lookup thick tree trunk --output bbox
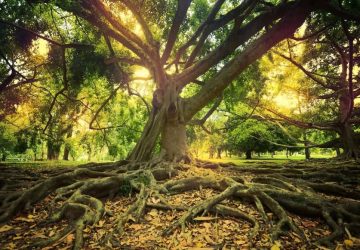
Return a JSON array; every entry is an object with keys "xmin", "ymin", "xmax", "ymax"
[
  {"xmin": 216, "ymin": 148, "xmax": 222, "ymax": 159},
  {"xmin": 63, "ymin": 147, "xmax": 70, "ymax": 161},
  {"xmin": 161, "ymin": 121, "xmax": 188, "ymax": 162},
  {"xmin": 47, "ymin": 141, "xmax": 61, "ymax": 160},
  {"xmin": 128, "ymin": 109, "xmax": 164, "ymax": 161},
  {"xmin": 338, "ymin": 93, "xmax": 359, "ymax": 159},
  {"xmin": 128, "ymin": 83, "xmax": 188, "ymax": 162},
  {"xmin": 338, "ymin": 122, "xmax": 359, "ymax": 159},
  {"xmin": 246, "ymin": 150, "xmax": 252, "ymax": 159}
]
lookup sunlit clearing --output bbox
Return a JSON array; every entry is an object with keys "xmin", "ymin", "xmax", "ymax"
[
  {"xmin": 274, "ymin": 93, "xmax": 298, "ymax": 109},
  {"xmin": 31, "ymin": 38, "xmax": 49, "ymax": 58}
]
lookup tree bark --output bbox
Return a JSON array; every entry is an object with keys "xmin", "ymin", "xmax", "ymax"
[
  {"xmin": 128, "ymin": 84, "xmax": 189, "ymax": 162},
  {"xmin": 161, "ymin": 121, "xmax": 188, "ymax": 162},
  {"xmin": 216, "ymin": 148, "xmax": 222, "ymax": 159},
  {"xmin": 63, "ymin": 128, "xmax": 73, "ymax": 161},
  {"xmin": 63, "ymin": 147, "xmax": 70, "ymax": 161},
  {"xmin": 338, "ymin": 122, "xmax": 359, "ymax": 159},
  {"xmin": 304, "ymin": 131, "xmax": 310, "ymax": 160},
  {"xmin": 335, "ymin": 147, "xmax": 341, "ymax": 157},
  {"xmin": 47, "ymin": 141, "xmax": 61, "ymax": 160},
  {"xmin": 338, "ymin": 93, "xmax": 359, "ymax": 159}
]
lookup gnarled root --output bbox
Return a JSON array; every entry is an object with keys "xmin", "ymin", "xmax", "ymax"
[{"xmin": 1, "ymin": 159, "xmax": 360, "ymax": 249}]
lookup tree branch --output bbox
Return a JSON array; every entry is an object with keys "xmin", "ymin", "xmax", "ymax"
[
  {"xmin": 161, "ymin": 0, "xmax": 192, "ymax": 64},
  {"xmin": 90, "ymin": 0, "xmax": 153, "ymax": 59},
  {"xmin": 190, "ymin": 93, "xmax": 223, "ymax": 129},
  {"xmin": 89, "ymin": 85, "xmax": 122, "ymax": 130},
  {"xmin": 0, "ymin": 19, "xmax": 93, "ymax": 49},
  {"xmin": 275, "ymin": 52, "xmax": 340, "ymax": 91},
  {"xmin": 184, "ymin": 0, "xmax": 258, "ymax": 68},
  {"xmin": 118, "ymin": 0, "xmax": 155, "ymax": 46},
  {"xmin": 183, "ymin": 0, "xmax": 312, "ymax": 121},
  {"xmin": 341, "ymin": 19, "xmax": 355, "ymax": 123},
  {"xmin": 174, "ymin": 1, "xmax": 297, "ymax": 88},
  {"xmin": 43, "ymin": 48, "xmax": 68, "ymax": 133},
  {"xmin": 262, "ymin": 106, "xmax": 336, "ymax": 131}
]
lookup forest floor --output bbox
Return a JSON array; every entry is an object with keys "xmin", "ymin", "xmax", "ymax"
[{"xmin": 0, "ymin": 158, "xmax": 359, "ymax": 250}]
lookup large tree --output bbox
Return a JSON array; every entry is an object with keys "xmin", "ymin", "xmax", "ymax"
[
  {"xmin": 269, "ymin": 14, "xmax": 360, "ymax": 158},
  {"xmin": 0, "ymin": 0, "xmax": 341, "ymax": 161},
  {"xmin": 1, "ymin": 1, "xmax": 360, "ymax": 249}
]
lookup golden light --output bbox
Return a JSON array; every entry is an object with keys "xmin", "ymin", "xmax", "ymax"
[
  {"xmin": 131, "ymin": 66, "xmax": 154, "ymax": 97},
  {"xmin": 31, "ymin": 38, "xmax": 49, "ymax": 58},
  {"xmin": 273, "ymin": 93, "xmax": 298, "ymax": 109},
  {"xmin": 133, "ymin": 66, "xmax": 150, "ymax": 79}
]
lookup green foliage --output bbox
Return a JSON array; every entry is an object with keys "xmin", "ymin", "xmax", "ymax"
[
  {"xmin": 0, "ymin": 123, "xmax": 16, "ymax": 160},
  {"xmin": 227, "ymin": 119, "xmax": 296, "ymax": 154},
  {"xmin": 118, "ymin": 179, "xmax": 132, "ymax": 195}
]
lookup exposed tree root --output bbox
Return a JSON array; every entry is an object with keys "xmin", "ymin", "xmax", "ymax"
[{"xmin": 1, "ymin": 159, "xmax": 360, "ymax": 249}]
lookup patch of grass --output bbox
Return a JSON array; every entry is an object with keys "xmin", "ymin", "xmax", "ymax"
[
  {"xmin": 200, "ymin": 153, "xmax": 333, "ymax": 166},
  {"xmin": 0, "ymin": 160, "xmax": 97, "ymax": 170}
]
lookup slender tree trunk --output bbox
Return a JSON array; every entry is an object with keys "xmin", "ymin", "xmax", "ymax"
[
  {"xmin": 303, "ymin": 131, "xmax": 310, "ymax": 160},
  {"xmin": 335, "ymin": 147, "xmax": 341, "ymax": 157},
  {"xmin": 245, "ymin": 150, "xmax": 252, "ymax": 159},
  {"xmin": 87, "ymin": 146, "xmax": 92, "ymax": 161},
  {"xmin": 63, "ymin": 128, "xmax": 73, "ymax": 161},
  {"xmin": 209, "ymin": 150, "xmax": 214, "ymax": 159},
  {"xmin": 1, "ymin": 152, "xmax": 6, "ymax": 161}
]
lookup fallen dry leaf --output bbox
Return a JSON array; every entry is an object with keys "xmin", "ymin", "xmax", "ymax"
[
  {"xmin": 95, "ymin": 220, "xmax": 105, "ymax": 228},
  {"xmin": 7, "ymin": 242, "xmax": 16, "ymax": 249},
  {"xmin": 33, "ymin": 232, "xmax": 48, "ymax": 239},
  {"xmin": 344, "ymin": 239, "xmax": 354, "ymax": 248},
  {"xmin": 66, "ymin": 233, "xmax": 75, "ymax": 244},
  {"xmin": 271, "ymin": 242, "xmax": 281, "ymax": 250},
  {"xmin": 193, "ymin": 216, "xmax": 218, "ymax": 221},
  {"xmin": 14, "ymin": 217, "xmax": 34, "ymax": 223},
  {"xmin": 0, "ymin": 224, "xmax": 13, "ymax": 233},
  {"xmin": 128, "ymin": 224, "xmax": 142, "ymax": 230},
  {"xmin": 148, "ymin": 209, "xmax": 158, "ymax": 217}
]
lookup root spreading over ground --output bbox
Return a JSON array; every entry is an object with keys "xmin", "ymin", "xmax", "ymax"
[{"xmin": 0, "ymin": 159, "xmax": 360, "ymax": 249}]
